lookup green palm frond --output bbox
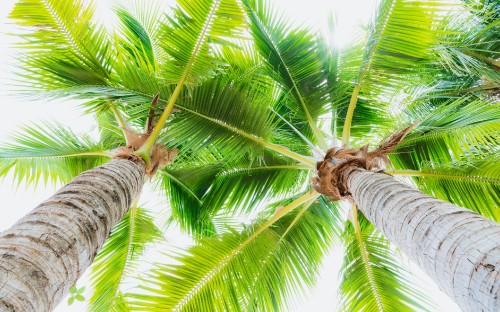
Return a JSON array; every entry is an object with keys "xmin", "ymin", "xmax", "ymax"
[
  {"xmin": 435, "ymin": 7, "xmax": 500, "ymax": 82},
  {"xmin": 341, "ymin": 0, "xmax": 452, "ymax": 144},
  {"xmin": 322, "ymin": 39, "xmax": 394, "ymax": 141},
  {"xmin": 159, "ymin": 151, "xmax": 308, "ymax": 236},
  {"xmin": 158, "ymin": 0, "xmax": 246, "ymax": 86},
  {"xmin": 339, "ymin": 216, "xmax": 433, "ymax": 312},
  {"xmin": 395, "ymin": 155, "xmax": 500, "ymax": 221},
  {"xmin": 95, "ymin": 110, "xmax": 127, "ymax": 147},
  {"xmin": 126, "ymin": 195, "xmax": 342, "ymax": 311},
  {"xmin": 116, "ymin": 8, "xmax": 157, "ymax": 71},
  {"xmin": 109, "ymin": 7, "xmax": 170, "ymax": 104},
  {"xmin": 199, "ymin": 154, "xmax": 309, "ymax": 220},
  {"xmin": 165, "ymin": 74, "xmax": 276, "ymax": 158},
  {"xmin": 89, "ymin": 205, "xmax": 163, "ymax": 312},
  {"xmin": 0, "ymin": 121, "xmax": 112, "ymax": 186},
  {"xmin": 159, "ymin": 163, "xmax": 224, "ymax": 236},
  {"xmin": 394, "ymin": 96, "xmax": 500, "ymax": 167},
  {"xmin": 360, "ymin": 0, "xmax": 447, "ymax": 87},
  {"xmin": 10, "ymin": 0, "xmax": 111, "ymax": 91},
  {"xmin": 114, "ymin": 0, "xmax": 170, "ymax": 71},
  {"xmin": 241, "ymin": 0, "xmax": 330, "ymax": 148}
]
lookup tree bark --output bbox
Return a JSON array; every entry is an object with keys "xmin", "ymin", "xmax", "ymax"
[
  {"xmin": 348, "ymin": 170, "xmax": 500, "ymax": 312},
  {"xmin": 0, "ymin": 158, "xmax": 145, "ymax": 312}
]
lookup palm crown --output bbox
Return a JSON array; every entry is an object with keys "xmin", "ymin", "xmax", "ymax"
[{"xmin": 2, "ymin": 0, "xmax": 499, "ymax": 310}]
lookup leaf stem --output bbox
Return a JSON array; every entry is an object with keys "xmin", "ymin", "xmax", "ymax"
[
  {"xmin": 109, "ymin": 102, "xmax": 130, "ymax": 145},
  {"xmin": 341, "ymin": 0, "xmax": 394, "ymax": 147},
  {"xmin": 342, "ymin": 84, "xmax": 360, "ymax": 146},
  {"xmin": 281, "ymin": 197, "xmax": 316, "ymax": 238}
]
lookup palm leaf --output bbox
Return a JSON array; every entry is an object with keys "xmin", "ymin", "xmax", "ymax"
[
  {"xmin": 394, "ymin": 156, "xmax": 500, "ymax": 221},
  {"xmin": 158, "ymin": 0, "xmax": 246, "ymax": 86},
  {"xmin": 394, "ymin": 96, "xmax": 500, "ymax": 168},
  {"xmin": 341, "ymin": 0, "xmax": 451, "ymax": 144},
  {"xmin": 241, "ymin": 0, "xmax": 330, "ymax": 148},
  {"xmin": 0, "ymin": 121, "xmax": 112, "ymax": 186},
  {"xmin": 116, "ymin": 8, "xmax": 157, "ymax": 71},
  {"xmin": 435, "ymin": 8, "xmax": 500, "ymax": 83},
  {"xmin": 126, "ymin": 194, "xmax": 342, "ymax": 311},
  {"xmin": 163, "ymin": 72, "xmax": 284, "ymax": 158},
  {"xmin": 10, "ymin": 0, "xmax": 111, "ymax": 91},
  {"xmin": 89, "ymin": 206, "xmax": 163, "ymax": 312},
  {"xmin": 200, "ymin": 153, "xmax": 309, "ymax": 219},
  {"xmin": 158, "ymin": 163, "xmax": 224, "ymax": 236}
]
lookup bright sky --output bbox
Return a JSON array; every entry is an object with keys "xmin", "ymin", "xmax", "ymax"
[{"xmin": 0, "ymin": 0, "xmax": 460, "ymax": 311}]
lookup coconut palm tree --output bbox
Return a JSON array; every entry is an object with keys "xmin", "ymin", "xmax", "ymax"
[{"xmin": 0, "ymin": 0, "xmax": 498, "ymax": 311}]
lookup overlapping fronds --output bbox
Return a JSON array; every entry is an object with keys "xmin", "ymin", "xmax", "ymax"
[
  {"xmin": 10, "ymin": 0, "xmax": 112, "ymax": 90},
  {"xmin": 241, "ymin": 0, "xmax": 330, "ymax": 147},
  {"xmin": 114, "ymin": 0, "xmax": 170, "ymax": 71},
  {"xmin": 116, "ymin": 8, "xmax": 157, "ymax": 72},
  {"xmin": 4, "ymin": 0, "xmax": 500, "ymax": 310},
  {"xmin": 394, "ymin": 96, "xmax": 500, "ymax": 168},
  {"xmin": 158, "ymin": 0, "xmax": 246, "ymax": 86},
  {"xmin": 401, "ymin": 156, "xmax": 500, "ymax": 221},
  {"xmin": 359, "ymin": 0, "xmax": 449, "ymax": 90},
  {"xmin": 339, "ymin": 216, "xmax": 432, "ymax": 311},
  {"xmin": 159, "ymin": 151, "xmax": 308, "ymax": 236},
  {"xmin": 0, "ymin": 121, "xmax": 112, "ymax": 186},
  {"xmin": 341, "ymin": 0, "xmax": 453, "ymax": 144},
  {"xmin": 200, "ymin": 154, "xmax": 309, "ymax": 218},
  {"xmin": 126, "ymin": 195, "xmax": 342, "ymax": 311},
  {"xmin": 159, "ymin": 163, "xmax": 224, "ymax": 236},
  {"xmin": 435, "ymin": 6, "xmax": 500, "ymax": 83},
  {"xmin": 165, "ymin": 73, "xmax": 276, "ymax": 158},
  {"xmin": 89, "ymin": 206, "xmax": 163, "ymax": 312}
]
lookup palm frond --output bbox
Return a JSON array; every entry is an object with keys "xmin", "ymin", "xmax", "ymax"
[
  {"xmin": 241, "ymin": 0, "xmax": 330, "ymax": 148},
  {"xmin": 165, "ymin": 74, "xmax": 276, "ymax": 159},
  {"xmin": 158, "ymin": 163, "xmax": 224, "ymax": 236},
  {"xmin": 0, "ymin": 121, "xmax": 112, "ymax": 186},
  {"xmin": 158, "ymin": 150, "xmax": 309, "ymax": 236},
  {"xmin": 10, "ymin": 0, "xmax": 112, "ymax": 91},
  {"xmin": 435, "ymin": 7, "xmax": 500, "ymax": 83},
  {"xmin": 126, "ymin": 195, "xmax": 342, "ymax": 311},
  {"xmin": 114, "ymin": 0, "xmax": 169, "ymax": 69},
  {"xmin": 394, "ymin": 96, "xmax": 500, "ymax": 167},
  {"xmin": 394, "ymin": 155, "xmax": 500, "ymax": 221},
  {"xmin": 89, "ymin": 206, "xmax": 163, "ymax": 312},
  {"xmin": 116, "ymin": 8, "xmax": 157, "ymax": 71},
  {"xmin": 341, "ymin": 0, "xmax": 452, "ymax": 144},
  {"xmin": 339, "ymin": 215, "xmax": 433, "ymax": 312},
  {"xmin": 158, "ymin": 0, "xmax": 246, "ymax": 86},
  {"xmin": 199, "ymin": 154, "xmax": 309, "ymax": 220}
]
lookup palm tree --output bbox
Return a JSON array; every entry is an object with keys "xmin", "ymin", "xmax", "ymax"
[{"xmin": 0, "ymin": 0, "xmax": 498, "ymax": 311}]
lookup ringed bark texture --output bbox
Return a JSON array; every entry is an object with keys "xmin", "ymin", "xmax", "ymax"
[
  {"xmin": 0, "ymin": 158, "xmax": 145, "ymax": 312},
  {"xmin": 348, "ymin": 170, "xmax": 500, "ymax": 312}
]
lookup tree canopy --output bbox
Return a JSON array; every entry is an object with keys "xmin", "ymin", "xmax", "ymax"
[{"xmin": 1, "ymin": 0, "xmax": 499, "ymax": 310}]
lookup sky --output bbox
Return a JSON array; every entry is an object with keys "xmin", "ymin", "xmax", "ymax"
[{"xmin": 0, "ymin": 0, "xmax": 461, "ymax": 311}]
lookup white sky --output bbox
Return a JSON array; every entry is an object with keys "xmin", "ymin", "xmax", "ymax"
[{"xmin": 0, "ymin": 0, "xmax": 461, "ymax": 311}]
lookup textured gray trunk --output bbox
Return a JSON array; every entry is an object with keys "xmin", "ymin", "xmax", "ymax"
[
  {"xmin": 0, "ymin": 158, "xmax": 145, "ymax": 312},
  {"xmin": 348, "ymin": 170, "xmax": 500, "ymax": 312}
]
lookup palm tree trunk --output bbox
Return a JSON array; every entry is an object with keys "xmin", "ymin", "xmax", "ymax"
[
  {"xmin": 347, "ymin": 169, "xmax": 500, "ymax": 312},
  {"xmin": 0, "ymin": 158, "xmax": 145, "ymax": 312}
]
